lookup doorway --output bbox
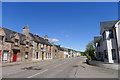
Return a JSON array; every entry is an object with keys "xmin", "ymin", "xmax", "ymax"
[
  {"xmin": 42, "ymin": 52, "xmax": 44, "ymax": 60},
  {"xmin": 36, "ymin": 52, "xmax": 38, "ymax": 59},
  {"xmin": 13, "ymin": 52, "xmax": 17, "ymax": 62}
]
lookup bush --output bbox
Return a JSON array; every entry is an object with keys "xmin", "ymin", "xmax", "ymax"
[{"xmin": 87, "ymin": 56, "xmax": 92, "ymax": 60}]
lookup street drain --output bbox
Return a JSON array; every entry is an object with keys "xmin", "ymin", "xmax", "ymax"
[
  {"xmin": 73, "ymin": 65, "xmax": 79, "ymax": 67},
  {"xmin": 21, "ymin": 66, "xmax": 42, "ymax": 70}
]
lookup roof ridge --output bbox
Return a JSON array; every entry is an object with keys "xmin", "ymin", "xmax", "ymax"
[
  {"xmin": 100, "ymin": 20, "xmax": 118, "ymax": 23},
  {"xmin": 2, "ymin": 27, "xmax": 24, "ymax": 35}
]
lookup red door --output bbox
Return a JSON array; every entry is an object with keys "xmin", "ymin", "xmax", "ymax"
[{"xmin": 13, "ymin": 52, "xmax": 17, "ymax": 62}]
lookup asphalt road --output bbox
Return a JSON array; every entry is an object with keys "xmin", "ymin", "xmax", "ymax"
[{"xmin": 2, "ymin": 57, "xmax": 118, "ymax": 78}]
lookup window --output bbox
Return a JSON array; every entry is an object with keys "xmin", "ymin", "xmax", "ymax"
[
  {"xmin": 112, "ymin": 49, "xmax": 116, "ymax": 60},
  {"xmin": 55, "ymin": 49, "xmax": 57, "ymax": 52},
  {"xmin": 37, "ymin": 43, "xmax": 39, "ymax": 49},
  {"xmin": 15, "ymin": 39, "xmax": 18, "ymax": 45},
  {"xmin": 102, "ymin": 32, "xmax": 106, "ymax": 40},
  {"xmin": 2, "ymin": 51, "xmax": 8, "ymax": 61},
  {"xmin": 109, "ymin": 30, "xmax": 114, "ymax": 38},
  {"xmin": 98, "ymin": 52, "xmax": 101, "ymax": 57},
  {"xmin": 97, "ymin": 42, "xmax": 100, "ymax": 47},
  {"xmin": 41, "ymin": 44, "xmax": 44, "ymax": 48},
  {"xmin": 0, "ymin": 36, "xmax": 3, "ymax": 42},
  {"xmin": 25, "ymin": 52, "xmax": 29, "ymax": 59},
  {"xmin": 104, "ymin": 50, "xmax": 108, "ymax": 59},
  {"xmin": 26, "ymin": 42, "xmax": 29, "ymax": 47},
  {"xmin": 50, "ymin": 47, "xmax": 52, "ymax": 51},
  {"xmin": 46, "ymin": 53, "xmax": 47, "ymax": 58}
]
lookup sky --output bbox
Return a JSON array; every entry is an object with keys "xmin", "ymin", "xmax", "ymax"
[{"xmin": 2, "ymin": 2, "xmax": 118, "ymax": 51}]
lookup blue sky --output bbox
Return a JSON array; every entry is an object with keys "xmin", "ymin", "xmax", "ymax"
[{"xmin": 2, "ymin": 2, "xmax": 118, "ymax": 51}]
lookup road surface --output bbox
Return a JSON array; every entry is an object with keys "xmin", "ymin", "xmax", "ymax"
[{"xmin": 2, "ymin": 57, "xmax": 118, "ymax": 78}]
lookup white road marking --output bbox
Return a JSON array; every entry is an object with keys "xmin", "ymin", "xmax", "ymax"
[{"xmin": 26, "ymin": 69, "xmax": 48, "ymax": 78}]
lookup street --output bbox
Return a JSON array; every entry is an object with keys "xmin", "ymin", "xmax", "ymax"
[{"xmin": 2, "ymin": 57, "xmax": 118, "ymax": 78}]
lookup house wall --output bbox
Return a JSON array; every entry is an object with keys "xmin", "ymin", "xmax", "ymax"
[
  {"xmin": 115, "ymin": 22, "xmax": 120, "ymax": 63},
  {"xmin": 102, "ymin": 30, "xmax": 118, "ymax": 63},
  {"xmin": 118, "ymin": 24, "xmax": 120, "ymax": 62}
]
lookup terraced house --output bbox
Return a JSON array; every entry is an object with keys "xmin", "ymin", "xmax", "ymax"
[
  {"xmin": 94, "ymin": 20, "xmax": 120, "ymax": 63},
  {"xmin": 0, "ymin": 27, "xmax": 33, "ymax": 63},
  {"xmin": 0, "ymin": 26, "xmax": 55, "ymax": 63},
  {"xmin": 0, "ymin": 26, "xmax": 78, "ymax": 63},
  {"xmin": 22, "ymin": 26, "xmax": 53, "ymax": 61}
]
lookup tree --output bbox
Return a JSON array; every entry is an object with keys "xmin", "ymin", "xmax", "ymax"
[
  {"xmin": 85, "ymin": 41, "xmax": 95, "ymax": 60},
  {"xmin": 80, "ymin": 52, "xmax": 86, "ymax": 56}
]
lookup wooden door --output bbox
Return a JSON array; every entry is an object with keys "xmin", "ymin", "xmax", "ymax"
[
  {"xmin": 42, "ymin": 53, "xmax": 44, "ymax": 60},
  {"xmin": 13, "ymin": 52, "xmax": 17, "ymax": 62}
]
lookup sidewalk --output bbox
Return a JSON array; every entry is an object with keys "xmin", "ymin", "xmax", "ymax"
[
  {"xmin": 2, "ymin": 59, "xmax": 53, "ymax": 67},
  {"xmin": 2, "ymin": 61, "xmax": 39, "ymax": 67},
  {"xmin": 87, "ymin": 60, "xmax": 119, "ymax": 70}
]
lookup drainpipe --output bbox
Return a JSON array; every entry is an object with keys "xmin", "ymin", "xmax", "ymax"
[
  {"xmin": 113, "ymin": 27, "xmax": 119, "ymax": 63},
  {"xmin": 1, "ymin": 36, "xmax": 4, "ymax": 63}
]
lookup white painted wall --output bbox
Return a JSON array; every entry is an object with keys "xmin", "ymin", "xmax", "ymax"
[{"xmin": 115, "ymin": 21, "xmax": 120, "ymax": 62}]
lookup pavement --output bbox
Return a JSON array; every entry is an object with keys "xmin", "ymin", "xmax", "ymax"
[
  {"xmin": 87, "ymin": 60, "xmax": 119, "ymax": 70},
  {"xmin": 2, "ymin": 57, "xmax": 118, "ymax": 78}
]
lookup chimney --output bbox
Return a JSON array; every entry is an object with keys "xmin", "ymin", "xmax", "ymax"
[
  {"xmin": 51, "ymin": 42, "xmax": 54, "ymax": 45},
  {"xmin": 58, "ymin": 45, "xmax": 61, "ymax": 47},
  {"xmin": 44, "ymin": 35, "xmax": 48, "ymax": 41},
  {"xmin": 23, "ymin": 25, "xmax": 30, "ymax": 36}
]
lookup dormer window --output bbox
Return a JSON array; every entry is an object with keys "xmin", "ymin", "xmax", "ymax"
[
  {"xmin": 109, "ymin": 30, "xmax": 114, "ymax": 39},
  {"xmin": 15, "ymin": 39, "xmax": 19, "ymax": 45},
  {"xmin": 26, "ymin": 42, "xmax": 29, "ymax": 47},
  {"xmin": 102, "ymin": 32, "xmax": 106, "ymax": 40}
]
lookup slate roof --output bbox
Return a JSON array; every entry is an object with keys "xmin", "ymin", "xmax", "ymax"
[
  {"xmin": 1, "ymin": 27, "xmax": 53, "ymax": 46},
  {"xmin": 61, "ymin": 47, "xmax": 68, "ymax": 51},
  {"xmin": 1, "ymin": 27, "xmax": 27, "ymax": 45},
  {"xmin": 29, "ymin": 33, "xmax": 39, "ymax": 42},
  {"xmin": 34, "ymin": 35, "xmax": 52, "ymax": 46},
  {"xmin": 55, "ymin": 45, "xmax": 64, "ymax": 51},
  {"xmin": 100, "ymin": 20, "xmax": 118, "ymax": 34},
  {"xmin": 94, "ymin": 36, "xmax": 102, "ymax": 43}
]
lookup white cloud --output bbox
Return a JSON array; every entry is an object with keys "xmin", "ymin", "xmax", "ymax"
[{"xmin": 49, "ymin": 38, "xmax": 59, "ymax": 42}]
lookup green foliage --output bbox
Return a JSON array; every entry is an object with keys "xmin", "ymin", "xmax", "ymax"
[
  {"xmin": 80, "ymin": 52, "xmax": 86, "ymax": 56},
  {"xmin": 68, "ymin": 49, "xmax": 72, "ymax": 52},
  {"xmin": 85, "ymin": 41, "xmax": 95, "ymax": 60},
  {"xmin": 87, "ymin": 56, "xmax": 92, "ymax": 60}
]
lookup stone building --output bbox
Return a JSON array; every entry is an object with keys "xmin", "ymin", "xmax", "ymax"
[
  {"xmin": 22, "ymin": 26, "xmax": 53, "ymax": 61},
  {"xmin": 0, "ymin": 27, "xmax": 33, "ymax": 63}
]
